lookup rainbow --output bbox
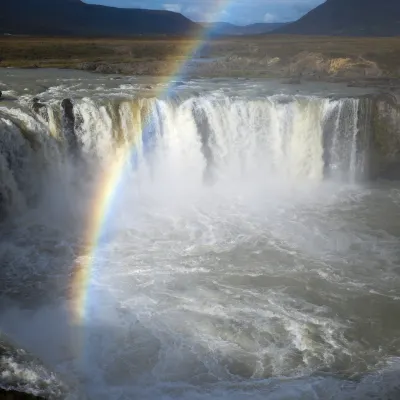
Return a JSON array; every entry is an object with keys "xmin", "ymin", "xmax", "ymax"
[{"xmin": 69, "ymin": 0, "xmax": 232, "ymax": 328}]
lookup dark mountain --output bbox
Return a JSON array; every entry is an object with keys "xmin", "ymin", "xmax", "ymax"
[
  {"xmin": 0, "ymin": 0, "xmax": 200, "ymax": 36},
  {"xmin": 274, "ymin": 0, "xmax": 400, "ymax": 36},
  {"xmin": 203, "ymin": 22, "xmax": 287, "ymax": 36},
  {"xmin": 243, "ymin": 23, "xmax": 287, "ymax": 35}
]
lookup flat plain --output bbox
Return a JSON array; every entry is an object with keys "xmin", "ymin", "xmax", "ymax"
[{"xmin": 1, "ymin": 35, "xmax": 400, "ymax": 80}]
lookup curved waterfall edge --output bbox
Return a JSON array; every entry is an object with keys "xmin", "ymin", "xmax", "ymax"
[{"xmin": 1, "ymin": 94, "xmax": 400, "ymax": 220}]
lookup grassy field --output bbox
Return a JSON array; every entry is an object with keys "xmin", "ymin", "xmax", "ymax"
[
  {"xmin": 0, "ymin": 36, "xmax": 198, "ymax": 68},
  {"xmin": 1, "ymin": 35, "xmax": 400, "ymax": 78}
]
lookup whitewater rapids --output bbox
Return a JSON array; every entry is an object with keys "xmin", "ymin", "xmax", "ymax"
[{"xmin": 0, "ymin": 69, "xmax": 399, "ymax": 400}]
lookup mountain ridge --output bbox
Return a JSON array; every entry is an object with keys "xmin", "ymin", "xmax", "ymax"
[
  {"xmin": 202, "ymin": 22, "xmax": 287, "ymax": 36},
  {"xmin": 274, "ymin": 0, "xmax": 400, "ymax": 36},
  {"xmin": 0, "ymin": 0, "xmax": 200, "ymax": 36}
]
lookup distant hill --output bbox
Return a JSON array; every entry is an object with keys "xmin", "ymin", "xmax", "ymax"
[
  {"xmin": 274, "ymin": 0, "xmax": 400, "ymax": 36},
  {"xmin": 203, "ymin": 22, "xmax": 287, "ymax": 36},
  {"xmin": 0, "ymin": 0, "xmax": 200, "ymax": 36}
]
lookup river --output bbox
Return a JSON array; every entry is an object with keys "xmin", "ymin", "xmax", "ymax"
[{"xmin": 0, "ymin": 68, "xmax": 399, "ymax": 400}]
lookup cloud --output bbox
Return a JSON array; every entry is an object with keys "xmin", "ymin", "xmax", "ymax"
[
  {"xmin": 85, "ymin": 0, "xmax": 326, "ymax": 24},
  {"xmin": 263, "ymin": 13, "xmax": 277, "ymax": 23},
  {"xmin": 184, "ymin": 5, "xmax": 212, "ymax": 22},
  {"xmin": 163, "ymin": 3, "xmax": 182, "ymax": 13}
]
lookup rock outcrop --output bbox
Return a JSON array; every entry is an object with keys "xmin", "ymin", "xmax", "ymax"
[
  {"xmin": 367, "ymin": 94, "xmax": 400, "ymax": 179},
  {"xmin": 0, "ymin": 333, "xmax": 69, "ymax": 400},
  {"xmin": 75, "ymin": 52, "xmax": 386, "ymax": 81},
  {"xmin": 0, "ymin": 388, "xmax": 45, "ymax": 399},
  {"xmin": 61, "ymin": 99, "xmax": 80, "ymax": 156}
]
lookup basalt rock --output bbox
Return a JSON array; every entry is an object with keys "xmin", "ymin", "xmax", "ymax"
[
  {"xmin": 0, "ymin": 333, "xmax": 69, "ymax": 400},
  {"xmin": 32, "ymin": 98, "xmax": 46, "ymax": 114},
  {"xmin": 61, "ymin": 99, "xmax": 74, "ymax": 123},
  {"xmin": 367, "ymin": 94, "xmax": 400, "ymax": 179},
  {"xmin": 61, "ymin": 99, "xmax": 79, "ymax": 155},
  {"xmin": 0, "ymin": 388, "xmax": 45, "ymax": 399}
]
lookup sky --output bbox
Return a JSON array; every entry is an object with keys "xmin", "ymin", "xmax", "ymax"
[{"xmin": 84, "ymin": 0, "xmax": 325, "ymax": 25}]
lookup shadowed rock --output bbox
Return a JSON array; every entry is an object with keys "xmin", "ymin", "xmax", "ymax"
[
  {"xmin": 368, "ymin": 94, "xmax": 400, "ymax": 179},
  {"xmin": 31, "ymin": 98, "xmax": 46, "ymax": 114},
  {"xmin": 61, "ymin": 99, "xmax": 74, "ymax": 123},
  {"xmin": 61, "ymin": 99, "xmax": 79, "ymax": 155},
  {"xmin": 0, "ymin": 389, "xmax": 45, "ymax": 400},
  {"xmin": 191, "ymin": 105, "xmax": 215, "ymax": 185},
  {"xmin": 0, "ymin": 333, "xmax": 69, "ymax": 399}
]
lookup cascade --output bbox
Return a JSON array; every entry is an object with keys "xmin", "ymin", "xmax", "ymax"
[{"xmin": 0, "ymin": 95, "xmax": 364, "ymax": 218}]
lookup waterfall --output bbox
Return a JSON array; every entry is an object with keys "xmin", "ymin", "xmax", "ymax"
[
  {"xmin": 322, "ymin": 98, "xmax": 363, "ymax": 182},
  {"xmin": 0, "ymin": 95, "xmax": 364, "ymax": 218}
]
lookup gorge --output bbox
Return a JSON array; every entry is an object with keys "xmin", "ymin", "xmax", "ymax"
[{"xmin": 0, "ymin": 69, "xmax": 399, "ymax": 400}]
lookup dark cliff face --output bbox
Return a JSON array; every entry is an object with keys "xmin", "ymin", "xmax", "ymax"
[
  {"xmin": 274, "ymin": 0, "xmax": 400, "ymax": 36},
  {"xmin": 367, "ymin": 94, "xmax": 400, "ymax": 179},
  {"xmin": 0, "ymin": 333, "xmax": 69, "ymax": 399},
  {"xmin": 0, "ymin": 0, "xmax": 200, "ymax": 36}
]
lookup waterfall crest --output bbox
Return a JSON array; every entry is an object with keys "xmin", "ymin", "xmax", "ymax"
[{"xmin": 0, "ymin": 95, "xmax": 364, "ymax": 218}]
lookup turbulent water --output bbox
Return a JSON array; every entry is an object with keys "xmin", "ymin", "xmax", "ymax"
[{"xmin": 0, "ymin": 69, "xmax": 399, "ymax": 400}]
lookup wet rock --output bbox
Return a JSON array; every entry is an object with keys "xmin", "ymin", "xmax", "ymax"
[
  {"xmin": 0, "ymin": 388, "xmax": 45, "ymax": 399},
  {"xmin": 95, "ymin": 64, "xmax": 120, "ymax": 74},
  {"xmin": 76, "ymin": 62, "xmax": 97, "ymax": 72},
  {"xmin": 0, "ymin": 333, "xmax": 69, "ymax": 399},
  {"xmin": 0, "ymin": 91, "xmax": 2, "ymax": 99},
  {"xmin": 31, "ymin": 98, "xmax": 46, "ymax": 114},
  {"xmin": 355, "ymin": 93, "xmax": 400, "ymax": 180},
  {"xmin": 61, "ymin": 99, "xmax": 74, "ymax": 123},
  {"xmin": 281, "ymin": 78, "xmax": 301, "ymax": 84},
  {"xmin": 61, "ymin": 99, "xmax": 79, "ymax": 154}
]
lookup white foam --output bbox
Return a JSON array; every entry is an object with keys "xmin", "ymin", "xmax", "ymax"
[{"xmin": 0, "ymin": 87, "xmax": 399, "ymax": 400}]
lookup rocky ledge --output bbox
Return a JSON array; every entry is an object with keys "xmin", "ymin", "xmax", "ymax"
[
  {"xmin": 76, "ymin": 51, "xmax": 400, "ymax": 85},
  {"xmin": 0, "ymin": 389, "xmax": 44, "ymax": 400},
  {"xmin": 0, "ymin": 333, "xmax": 70, "ymax": 400},
  {"xmin": 367, "ymin": 93, "xmax": 400, "ymax": 179}
]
